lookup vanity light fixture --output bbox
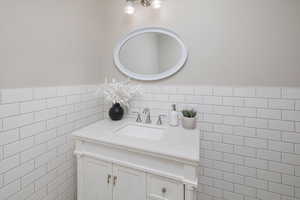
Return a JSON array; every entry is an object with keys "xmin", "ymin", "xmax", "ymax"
[
  {"xmin": 124, "ymin": 0, "xmax": 163, "ymax": 15},
  {"xmin": 152, "ymin": 0, "xmax": 162, "ymax": 9},
  {"xmin": 124, "ymin": 0, "xmax": 135, "ymax": 15},
  {"xmin": 141, "ymin": 0, "xmax": 152, "ymax": 7}
]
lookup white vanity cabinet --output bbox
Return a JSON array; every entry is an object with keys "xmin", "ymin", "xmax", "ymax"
[
  {"xmin": 75, "ymin": 142, "xmax": 198, "ymax": 200},
  {"xmin": 73, "ymin": 120, "xmax": 199, "ymax": 200},
  {"xmin": 78, "ymin": 157, "xmax": 147, "ymax": 200},
  {"xmin": 77, "ymin": 155, "xmax": 196, "ymax": 200}
]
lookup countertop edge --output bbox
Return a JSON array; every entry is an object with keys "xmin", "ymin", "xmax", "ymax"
[{"xmin": 72, "ymin": 134, "xmax": 199, "ymax": 166}]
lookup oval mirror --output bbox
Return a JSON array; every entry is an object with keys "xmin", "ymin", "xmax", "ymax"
[{"xmin": 114, "ymin": 27, "xmax": 188, "ymax": 81}]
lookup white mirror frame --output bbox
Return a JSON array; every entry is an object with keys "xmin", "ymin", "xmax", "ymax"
[{"xmin": 113, "ymin": 27, "xmax": 188, "ymax": 81}]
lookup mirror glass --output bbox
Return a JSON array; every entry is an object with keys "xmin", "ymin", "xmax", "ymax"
[
  {"xmin": 120, "ymin": 33, "xmax": 181, "ymax": 75},
  {"xmin": 114, "ymin": 28, "xmax": 188, "ymax": 81}
]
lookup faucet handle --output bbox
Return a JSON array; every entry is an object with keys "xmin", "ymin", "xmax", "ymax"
[
  {"xmin": 133, "ymin": 112, "xmax": 142, "ymax": 123},
  {"xmin": 145, "ymin": 113, "xmax": 152, "ymax": 124},
  {"xmin": 156, "ymin": 114, "xmax": 166, "ymax": 125}
]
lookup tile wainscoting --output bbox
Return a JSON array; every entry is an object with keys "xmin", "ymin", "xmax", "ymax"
[
  {"xmin": 124, "ymin": 85, "xmax": 300, "ymax": 200},
  {"xmin": 1, "ymin": 84, "xmax": 300, "ymax": 200},
  {"xmin": 0, "ymin": 85, "xmax": 104, "ymax": 200}
]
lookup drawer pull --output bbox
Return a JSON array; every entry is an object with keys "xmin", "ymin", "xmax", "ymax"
[
  {"xmin": 162, "ymin": 187, "xmax": 167, "ymax": 194},
  {"xmin": 107, "ymin": 174, "xmax": 111, "ymax": 184}
]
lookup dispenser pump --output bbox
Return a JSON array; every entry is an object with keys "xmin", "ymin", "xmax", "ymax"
[{"xmin": 172, "ymin": 104, "xmax": 176, "ymax": 111}]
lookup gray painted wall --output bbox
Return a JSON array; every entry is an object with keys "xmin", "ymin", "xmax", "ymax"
[
  {"xmin": 1, "ymin": 0, "xmax": 300, "ymax": 88},
  {"xmin": 100, "ymin": 0, "xmax": 300, "ymax": 86},
  {"xmin": 0, "ymin": 0, "xmax": 105, "ymax": 88}
]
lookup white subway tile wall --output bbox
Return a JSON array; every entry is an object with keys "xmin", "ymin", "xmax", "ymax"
[
  {"xmin": 126, "ymin": 85, "xmax": 300, "ymax": 200},
  {"xmin": 0, "ymin": 85, "xmax": 103, "ymax": 200},
  {"xmin": 2, "ymin": 85, "xmax": 300, "ymax": 200}
]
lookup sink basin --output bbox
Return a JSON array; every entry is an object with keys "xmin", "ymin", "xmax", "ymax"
[{"xmin": 114, "ymin": 123, "xmax": 165, "ymax": 141}]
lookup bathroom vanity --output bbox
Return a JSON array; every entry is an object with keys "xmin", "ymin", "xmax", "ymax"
[{"xmin": 72, "ymin": 119, "xmax": 199, "ymax": 200}]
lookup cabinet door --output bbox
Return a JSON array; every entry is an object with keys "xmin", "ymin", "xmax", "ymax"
[
  {"xmin": 78, "ymin": 157, "xmax": 113, "ymax": 200},
  {"xmin": 113, "ymin": 165, "xmax": 147, "ymax": 200}
]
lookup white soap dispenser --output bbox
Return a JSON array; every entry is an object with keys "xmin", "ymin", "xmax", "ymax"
[{"xmin": 169, "ymin": 104, "xmax": 179, "ymax": 126}]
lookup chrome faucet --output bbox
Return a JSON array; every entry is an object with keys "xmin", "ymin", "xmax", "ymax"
[
  {"xmin": 156, "ymin": 114, "xmax": 166, "ymax": 125},
  {"xmin": 142, "ymin": 108, "xmax": 151, "ymax": 124},
  {"xmin": 133, "ymin": 112, "xmax": 142, "ymax": 123}
]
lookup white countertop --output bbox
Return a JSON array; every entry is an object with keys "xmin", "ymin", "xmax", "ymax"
[{"xmin": 72, "ymin": 118, "xmax": 200, "ymax": 165}]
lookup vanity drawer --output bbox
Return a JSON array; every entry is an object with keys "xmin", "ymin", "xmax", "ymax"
[{"xmin": 147, "ymin": 175, "xmax": 184, "ymax": 200}]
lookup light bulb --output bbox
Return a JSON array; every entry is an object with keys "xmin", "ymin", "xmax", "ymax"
[
  {"xmin": 124, "ymin": 1, "xmax": 135, "ymax": 15},
  {"xmin": 152, "ymin": 0, "xmax": 162, "ymax": 9}
]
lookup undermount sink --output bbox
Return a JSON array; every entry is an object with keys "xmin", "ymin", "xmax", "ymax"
[{"xmin": 114, "ymin": 123, "xmax": 165, "ymax": 141}]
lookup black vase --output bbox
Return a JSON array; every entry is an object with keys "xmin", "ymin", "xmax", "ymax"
[{"xmin": 109, "ymin": 103, "xmax": 124, "ymax": 121}]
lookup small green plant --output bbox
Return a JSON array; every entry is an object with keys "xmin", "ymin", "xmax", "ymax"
[{"xmin": 182, "ymin": 109, "xmax": 197, "ymax": 118}]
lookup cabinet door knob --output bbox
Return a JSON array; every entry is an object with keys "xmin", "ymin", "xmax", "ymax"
[
  {"xmin": 113, "ymin": 176, "xmax": 117, "ymax": 186},
  {"xmin": 162, "ymin": 187, "xmax": 167, "ymax": 194},
  {"xmin": 107, "ymin": 174, "xmax": 112, "ymax": 184}
]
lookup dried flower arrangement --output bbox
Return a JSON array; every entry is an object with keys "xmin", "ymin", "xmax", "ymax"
[{"xmin": 101, "ymin": 78, "xmax": 142, "ymax": 107}]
